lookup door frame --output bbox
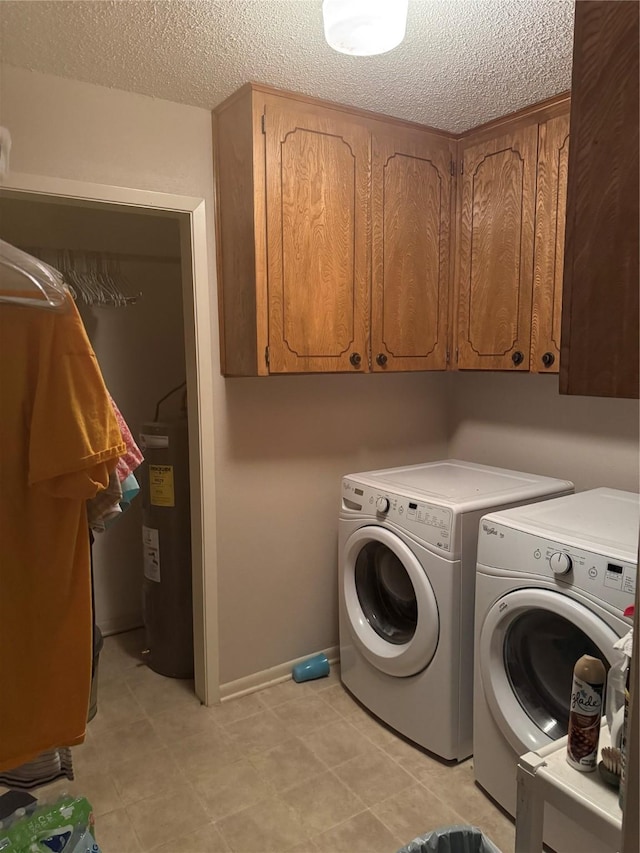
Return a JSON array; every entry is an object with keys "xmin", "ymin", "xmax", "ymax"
[{"xmin": 1, "ymin": 171, "xmax": 219, "ymax": 706}]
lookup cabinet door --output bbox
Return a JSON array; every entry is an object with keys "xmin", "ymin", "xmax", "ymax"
[
  {"xmin": 370, "ymin": 127, "xmax": 454, "ymax": 371},
  {"xmin": 456, "ymin": 125, "xmax": 538, "ymax": 370},
  {"xmin": 560, "ymin": 0, "xmax": 639, "ymax": 399},
  {"xmin": 531, "ymin": 113, "xmax": 570, "ymax": 374},
  {"xmin": 263, "ymin": 96, "xmax": 370, "ymax": 373}
]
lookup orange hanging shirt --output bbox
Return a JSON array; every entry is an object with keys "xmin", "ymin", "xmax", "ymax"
[{"xmin": 0, "ymin": 295, "xmax": 125, "ymax": 771}]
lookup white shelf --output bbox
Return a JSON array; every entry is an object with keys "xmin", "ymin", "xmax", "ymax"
[{"xmin": 515, "ymin": 725, "xmax": 623, "ymax": 853}]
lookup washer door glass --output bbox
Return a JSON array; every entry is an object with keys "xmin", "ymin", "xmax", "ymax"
[
  {"xmin": 478, "ymin": 587, "xmax": 622, "ymax": 754},
  {"xmin": 354, "ymin": 541, "xmax": 417, "ymax": 645},
  {"xmin": 342, "ymin": 526, "xmax": 440, "ymax": 677},
  {"xmin": 504, "ymin": 608, "xmax": 610, "ymax": 742}
]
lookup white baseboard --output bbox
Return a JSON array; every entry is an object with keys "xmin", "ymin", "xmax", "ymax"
[{"xmin": 219, "ymin": 645, "xmax": 340, "ymax": 703}]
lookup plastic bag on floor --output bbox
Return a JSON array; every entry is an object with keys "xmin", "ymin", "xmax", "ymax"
[
  {"xmin": 397, "ymin": 824, "xmax": 502, "ymax": 853},
  {"xmin": 0, "ymin": 794, "xmax": 101, "ymax": 852}
]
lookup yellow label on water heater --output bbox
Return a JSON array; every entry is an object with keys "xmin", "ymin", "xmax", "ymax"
[{"xmin": 149, "ymin": 464, "xmax": 175, "ymax": 507}]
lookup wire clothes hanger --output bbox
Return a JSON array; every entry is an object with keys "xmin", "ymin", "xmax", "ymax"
[
  {"xmin": 38, "ymin": 249, "xmax": 139, "ymax": 308},
  {"xmin": 0, "ymin": 239, "xmax": 68, "ymax": 310}
]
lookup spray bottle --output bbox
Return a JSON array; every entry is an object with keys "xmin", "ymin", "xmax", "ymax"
[{"xmin": 567, "ymin": 654, "xmax": 606, "ymax": 771}]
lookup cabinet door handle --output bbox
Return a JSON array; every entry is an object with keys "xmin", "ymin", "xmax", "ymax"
[
  {"xmin": 512, "ymin": 351, "xmax": 524, "ymax": 366},
  {"xmin": 541, "ymin": 352, "xmax": 555, "ymax": 368},
  {"xmin": 376, "ymin": 353, "xmax": 388, "ymax": 367},
  {"xmin": 349, "ymin": 352, "xmax": 362, "ymax": 368}
]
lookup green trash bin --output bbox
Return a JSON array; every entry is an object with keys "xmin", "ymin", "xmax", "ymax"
[{"xmin": 397, "ymin": 825, "xmax": 502, "ymax": 853}]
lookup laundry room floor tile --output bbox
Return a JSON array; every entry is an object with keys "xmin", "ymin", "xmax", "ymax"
[
  {"xmin": 249, "ymin": 736, "xmax": 327, "ymax": 792},
  {"xmin": 472, "ymin": 811, "xmax": 516, "ymax": 853},
  {"xmin": 316, "ymin": 682, "xmax": 364, "ymax": 717},
  {"xmin": 125, "ymin": 663, "xmax": 197, "ymax": 716},
  {"xmin": 148, "ymin": 699, "xmax": 222, "ymax": 743},
  {"xmin": 332, "ymin": 749, "xmax": 415, "ymax": 808},
  {"xmin": 223, "ymin": 707, "xmax": 291, "ymax": 755},
  {"xmin": 279, "ymin": 770, "xmax": 366, "ymax": 836},
  {"xmin": 313, "ymin": 809, "xmax": 403, "ymax": 853},
  {"xmin": 13, "ymin": 630, "xmax": 516, "ymax": 853},
  {"xmin": 166, "ymin": 728, "xmax": 241, "ymax": 778},
  {"xmin": 302, "ymin": 717, "xmax": 373, "ymax": 767},
  {"xmin": 110, "ymin": 746, "xmax": 185, "ymax": 807},
  {"xmin": 150, "ymin": 822, "xmax": 230, "ymax": 853},
  {"xmin": 215, "ymin": 794, "xmax": 310, "ymax": 852},
  {"xmin": 271, "ymin": 692, "xmax": 342, "ymax": 736},
  {"xmin": 192, "ymin": 757, "xmax": 274, "ymax": 822},
  {"xmin": 371, "ymin": 783, "xmax": 464, "ymax": 842}
]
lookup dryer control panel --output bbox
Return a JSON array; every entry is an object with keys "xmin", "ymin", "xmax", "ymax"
[
  {"xmin": 477, "ymin": 521, "xmax": 637, "ymax": 612},
  {"xmin": 342, "ymin": 478, "xmax": 454, "ymax": 552}
]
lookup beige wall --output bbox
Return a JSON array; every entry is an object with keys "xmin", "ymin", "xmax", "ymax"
[
  {"xmin": 1, "ymin": 66, "xmax": 450, "ymax": 685},
  {"xmin": 448, "ymin": 372, "xmax": 640, "ymax": 493},
  {"xmin": 217, "ymin": 372, "xmax": 448, "ymax": 681}
]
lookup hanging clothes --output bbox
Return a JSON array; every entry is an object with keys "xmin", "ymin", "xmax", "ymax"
[
  {"xmin": 86, "ymin": 468, "xmax": 124, "ymax": 532},
  {"xmin": 108, "ymin": 392, "xmax": 144, "ymax": 482},
  {"xmin": 86, "ymin": 393, "xmax": 143, "ymax": 531},
  {"xmin": 0, "ymin": 294, "xmax": 125, "ymax": 772}
]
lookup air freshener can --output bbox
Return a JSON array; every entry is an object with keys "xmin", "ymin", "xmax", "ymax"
[{"xmin": 567, "ymin": 654, "xmax": 606, "ymax": 771}]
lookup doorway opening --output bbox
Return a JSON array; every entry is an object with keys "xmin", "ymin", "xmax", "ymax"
[{"xmin": 0, "ymin": 182, "xmax": 218, "ymax": 705}]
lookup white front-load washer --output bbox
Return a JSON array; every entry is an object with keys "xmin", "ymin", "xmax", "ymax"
[
  {"xmin": 473, "ymin": 488, "xmax": 638, "ymax": 852},
  {"xmin": 338, "ymin": 459, "xmax": 573, "ymax": 761}
]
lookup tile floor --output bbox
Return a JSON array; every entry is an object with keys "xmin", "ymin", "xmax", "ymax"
[{"xmin": 26, "ymin": 630, "xmax": 516, "ymax": 852}]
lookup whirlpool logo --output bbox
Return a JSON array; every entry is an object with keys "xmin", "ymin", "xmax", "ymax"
[{"xmin": 482, "ymin": 523, "xmax": 498, "ymax": 536}]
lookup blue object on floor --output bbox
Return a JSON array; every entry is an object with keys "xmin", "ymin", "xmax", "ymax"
[
  {"xmin": 397, "ymin": 825, "xmax": 501, "ymax": 853},
  {"xmin": 292, "ymin": 653, "xmax": 330, "ymax": 682}
]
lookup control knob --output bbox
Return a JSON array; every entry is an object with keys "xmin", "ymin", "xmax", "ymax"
[
  {"xmin": 549, "ymin": 552, "xmax": 572, "ymax": 575},
  {"xmin": 376, "ymin": 497, "xmax": 390, "ymax": 514}
]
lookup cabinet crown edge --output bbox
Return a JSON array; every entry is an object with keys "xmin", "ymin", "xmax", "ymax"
[{"xmin": 213, "ymin": 81, "xmax": 570, "ymax": 141}]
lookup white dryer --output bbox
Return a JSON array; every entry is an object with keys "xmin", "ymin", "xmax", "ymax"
[
  {"xmin": 338, "ymin": 459, "xmax": 573, "ymax": 761},
  {"xmin": 473, "ymin": 488, "xmax": 638, "ymax": 852}
]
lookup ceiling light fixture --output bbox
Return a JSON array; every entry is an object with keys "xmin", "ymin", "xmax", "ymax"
[{"xmin": 322, "ymin": 0, "xmax": 409, "ymax": 57}]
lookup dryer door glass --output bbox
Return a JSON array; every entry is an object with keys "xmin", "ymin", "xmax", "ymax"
[
  {"xmin": 354, "ymin": 541, "xmax": 417, "ymax": 644},
  {"xmin": 504, "ymin": 608, "xmax": 610, "ymax": 740}
]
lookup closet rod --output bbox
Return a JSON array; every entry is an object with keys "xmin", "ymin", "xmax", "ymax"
[
  {"xmin": 103, "ymin": 252, "xmax": 181, "ymax": 264},
  {"xmin": 27, "ymin": 247, "xmax": 181, "ymax": 264}
]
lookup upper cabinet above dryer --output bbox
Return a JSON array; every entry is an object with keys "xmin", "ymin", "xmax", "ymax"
[
  {"xmin": 213, "ymin": 83, "xmax": 455, "ymax": 376},
  {"xmin": 455, "ymin": 123, "xmax": 538, "ymax": 371},
  {"xmin": 452, "ymin": 97, "xmax": 571, "ymax": 373}
]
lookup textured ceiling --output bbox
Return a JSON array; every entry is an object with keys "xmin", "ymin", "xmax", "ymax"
[{"xmin": 0, "ymin": 0, "xmax": 574, "ymax": 133}]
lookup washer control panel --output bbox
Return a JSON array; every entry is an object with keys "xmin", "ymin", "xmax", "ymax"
[
  {"xmin": 478, "ymin": 520, "xmax": 637, "ymax": 611},
  {"xmin": 342, "ymin": 478, "xmax": 453, "ymax": 552}
]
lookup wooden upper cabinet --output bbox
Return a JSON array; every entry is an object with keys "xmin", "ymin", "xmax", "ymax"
[
  {"xmin": 456, "ymin": 125, "xmax": 538, "ymax": 370},
  {"xmin": 560, "ymin": 0, "xmax": 639, "ymax": 399},
  {"xmin": 214, "ymin": 82, "xmax": 574, "ymax": 379},
  {"xmin": 370, "ymin": 125, "xmax": 454, "ymax": 371},
  {"xmin": 213, "ymin": 83, "xmax": 455, "ymax": 376},
  {"xmin": 213, "ymin": 86, "xmax": 371, "ymax": 376},
  {"xmin": 531, "ymin": 112, "xmax": 570, "ymax": 374},
  {"xmin": 263, "ymin": 95, "xmax": 370, "ymax": 374}
]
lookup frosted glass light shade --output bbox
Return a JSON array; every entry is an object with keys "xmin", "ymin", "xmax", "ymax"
[{"xmin": 322, "ymin": 0, "xmax": 409, "ymax": 56}]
